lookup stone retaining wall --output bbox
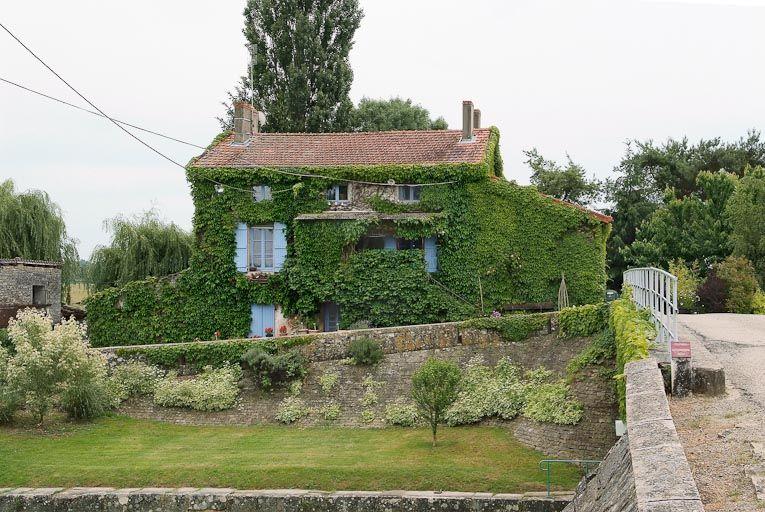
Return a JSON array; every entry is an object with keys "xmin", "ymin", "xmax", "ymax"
[
  {"xmin": 563, "ymin": 358, "xmax": 705, "ymax": 512},
  {"xmin": 0, "ymin": 488, "xmax": 571, "ymax": 512}
]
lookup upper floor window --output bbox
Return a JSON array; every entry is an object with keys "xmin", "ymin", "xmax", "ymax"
[
  {"xmin": 396, "ymin": 238, "xmax": 423, "ymax": 250},
  {"xmin": 249, "ymin": 226, "xmax": 275, "ymax": 271},
  {"xmin": 356, "ymin": 235, "xmax": 388, "ymax": 251},
  {"xmin": 252, "ymin": 185, "xmax": 272, "ymax": 202},
  {"xmin": 326, "ymin": 184, "xmax": 349, "ymax": 203},
  {"xmin": 398, "ymin": 185, "xmax": 421, "ymax": 202}
]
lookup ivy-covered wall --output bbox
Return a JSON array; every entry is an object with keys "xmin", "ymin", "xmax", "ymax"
[{"xmin": 86, "ymin": 127, "xmax": 610, "ymax": 347}]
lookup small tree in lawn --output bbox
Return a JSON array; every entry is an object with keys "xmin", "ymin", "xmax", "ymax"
[{"xmin": 411, "ymin": 358, "xmax": 461, "ymax": 447}]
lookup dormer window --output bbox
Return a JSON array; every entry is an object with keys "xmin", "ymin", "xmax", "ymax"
[
  {"xmin": 398, "ymin": 185, "xmax": 421, "ymax": 202},
  {"xmin": 326, "ymin": 184, "xmax": 349, "ymax": 204},
  {"xmin": 252, "ymin": 185, "xmax": 272, "ymax": 202}
]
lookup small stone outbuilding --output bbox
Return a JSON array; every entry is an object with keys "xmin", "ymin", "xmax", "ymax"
[{"xmin": 0, "ymin": 258, "xmax": 62, "ymax": 326}]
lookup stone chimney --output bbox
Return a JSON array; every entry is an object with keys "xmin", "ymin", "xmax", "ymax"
[
  {"xmin": 462, "ymin": 100, "xmax": 474, "ymax": 142},
  {"xmin": 473, "ymin": 109, "xmax": 481, "ymax": 130},
  {"xmin": 233, "ymin": 101, "xmax": 258, "ymax": 143}
]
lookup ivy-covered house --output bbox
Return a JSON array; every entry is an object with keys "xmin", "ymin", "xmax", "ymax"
[{"xmin": 86, "ymin": 101, "xmax": 611, "ymax": 346}]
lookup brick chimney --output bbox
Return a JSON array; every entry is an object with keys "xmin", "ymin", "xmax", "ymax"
[
  {"xmin": 462, "ymin": 100, "xmax": 474, "ymax": 142},
  {"xmin": 233, "ymin": 101, "xmax": 258, "ymax": 144}
]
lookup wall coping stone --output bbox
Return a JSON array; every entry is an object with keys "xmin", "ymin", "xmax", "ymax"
[{"xmin": 0, "ymin": 487, "xmax": 572, "ymax": 512}]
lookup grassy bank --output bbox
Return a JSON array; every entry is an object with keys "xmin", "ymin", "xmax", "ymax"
[{"xmin": 0, "ymin": 416, "xmax": 580, "ymax": 492}]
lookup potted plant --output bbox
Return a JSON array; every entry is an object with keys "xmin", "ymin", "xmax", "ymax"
[
  {"xmin": 265, "ymin": 327, "xmax": 274, "ymax": 338},
  {"xmin": 279, "ymin": 325, "xmax": 288, "ymax": 336}
]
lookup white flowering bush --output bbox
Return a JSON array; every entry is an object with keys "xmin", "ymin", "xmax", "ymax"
[
  {"xmin": 153, "ymin": 364, "xmax": 241, "ymax": 412},
  {"xmin": 276, "ymin": 396, "xmax": 310, "ymax": 423},
  {"xmin": 111, "ymin": 361, "xmax": 163, "ymax": 402},
  {"xmin": 3, "ymin": 309, "xmax": 114, "ymax": 422},
  {"xmin": 384, "ymin": 400, "xmax": 420, "ymax": 427},
  {"xmin": 444, "ymin": 357, "xmax": 582, "ymax": 426},
  {"xmin": 321, "ymin": 402, "xmax": 341, "ymax": 421},
  {"xmin": 523, "ymin": 383, "xmax": 584, "ymax": 425},
  {"xmin": 319, "ymin": 371, "xmax": 339, "ymax": 394},
  {"xmin": 0, "ymin": 346, "xmax": 20, "ymax": 423}
]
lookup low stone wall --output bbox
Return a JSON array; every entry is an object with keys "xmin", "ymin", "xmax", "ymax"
[
  {"xmin": 117, "ymin": 333, "xmax": 618, "ymax": 459},
  {"xmin": 0, "ymin": 488, "xmax": 571, "ymax": 512},
  {"xmin": 563, "ymin": 358, "xmax": 705, "ymax": 512}
]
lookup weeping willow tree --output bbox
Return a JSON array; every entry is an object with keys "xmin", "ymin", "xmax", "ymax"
[
  {"xmin": 88, "ymin": 210, "xmax": 193, "ymax": 291},
  {"xmin": 0, "ymin": 179, "xmax": 79, "ymax": 288}
]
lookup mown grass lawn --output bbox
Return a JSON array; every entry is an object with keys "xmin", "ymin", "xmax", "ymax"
[{"xmin": 0, "ymin": 416, "xmax": 581, "ymax": 492}]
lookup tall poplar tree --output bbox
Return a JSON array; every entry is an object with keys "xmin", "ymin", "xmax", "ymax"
[{"xmin": 232, "ymin": 0, "xmax": 363, "ymax": 133}]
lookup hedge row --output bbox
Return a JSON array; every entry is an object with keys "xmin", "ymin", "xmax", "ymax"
[
  {"xmin": 461, "ymin": 313, "xmax": 553, "ymax": 341},
  {"xmin": 557, "ymin": 303, "xmax": 610, "ymax": 338}
]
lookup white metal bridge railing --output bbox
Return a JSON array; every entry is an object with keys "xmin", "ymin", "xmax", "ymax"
[{"xmin": 623, "ymin": 267, "xmax": 678, "ymax": 352}]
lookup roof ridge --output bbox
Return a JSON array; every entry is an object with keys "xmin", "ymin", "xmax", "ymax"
[{"xmin": 245, "ymin": 128, "xmax": 491, "ymax": 137}]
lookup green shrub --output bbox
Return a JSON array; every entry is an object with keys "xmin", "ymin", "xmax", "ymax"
[
  {"xmin": 669, "ymin": 259, "xmax": 701, "ymax": 313},
  {"xmin": 60, "ymin": 370, "xmax": 115, "ymax": 421},
  {"xmin": 241, "ymin": 347, "xmax": 307, "ymax": 390},
  {"xmin": 321, "ymin": 402, "xmax": 341, "ymax": 421},
  {"xmin": 153, "ymin": 364, "xmax": 241, "ymax": 411},
  {"xmin": 566, "ymin": 328, "xmax": 616, "ymax": 378},
  {"xmin": 411, "ymin": 358, "xmax": 462, "ymax": 446},
  {"xmin": 523, "ymin": 382, "xmax": 583, "ymax": 425},
  {"xmin": 753, "ymin": 291, "xmax": 765, "ymax": 314},
  {"xmin": 697, "ymin": 271, "xmax": 729, "ymax": 313},
  {"xmin": 318, "ymin": 371, "xmax": 339, "ymax": 394},
  {"xmin": 0, "ymin": 346, "xmax": 20, "ymax": 423},
  {"xmin": 461, "ymin": 313, "xmax": 551, "ymax": 342},
  {"xmin": 0, "ymin": 329, "xmax": 10, "ymax": 353},
  {"xmin": 347, "ymin": 338, "xmax": 383, "ymax": 365},
  {"xmin": 115, "ymin": 336, "xmax": 313, "ymax": 370},
  {"xmin": 717, "ymin": 256, "xmax": 760, "ymax": 313},
  {"xmin": 360, "ymin": 409, "xmax": 376, "ymax": 423},
  {"xmin": 610, "ymin": 290, "xmax": 654, "ymax": 418},
  {"xmin": 111, "ymin": 361, "xmax": 163, "ymax": 402},
  {"xmin": 558, "ymin": 303, "xmax": 609, "ymax": 338},
  {"xmin": 275, "ymin": 396, "xmax": 309, "ymax": 424},
  {"xmin": 384, "ymin": 400, "xmax": 420, "ymax": 426}
]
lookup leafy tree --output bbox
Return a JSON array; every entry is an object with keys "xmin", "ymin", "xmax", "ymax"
[
  {"xmin": 524, "ymin": 149, "xmax": 601, "ymax": 205},
  {"xmin": 351, "ymin": 97, "xmax": 447, "ymax": 132},
  {"xmin": 411, "ymin": 358, "xmax": 461, "ymax": 447},
  {"xmin": 0, "ymin": 179, "xmax": 79, "ymax": 288},
  {"xmin": 725, "ymin": 165, "xmax": 765, "ymax": 285},
  {"xmin": 88, "ymin": 211, "xmax": 193, "ymax": 291},
  {"xmin": 606, "ymin": 132, "xmax": 765, "ymax": 286},
  {"xmin": 224, "ymin": 0, "xmax": 363, "ymax": 133},
  {"xmin": 668, "ymin": 259, "xmax": 701, "ymax": 313},
  {"xmin": 623, "ymin": 171, "xmax": 737, "ymax": 271},
  {"xmin": 716, "ymin": 256, "xmax": 760, "ymax": 314}
]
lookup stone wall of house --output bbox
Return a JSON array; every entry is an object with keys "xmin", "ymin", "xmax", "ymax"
[
  {"xmin": 0, "ymin": 259, "xmax": 62, "ymax": 325},
  {"xmin": 0, "ymin": 488, "xmax": 571, "ymax": 512},
  {"xmin": 562, "ymin": 358, "xmax": 705, "ymax": 512},
  {"xmin": 117, "ymin": 329, "xmax": 619, "ymax": 459}
]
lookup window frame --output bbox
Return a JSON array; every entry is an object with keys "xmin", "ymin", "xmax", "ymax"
[
  {"xmin": 326, "ymin": 184, "xmax": 350, "ymax": 204},
  {"xmin": 397, "ymin": 185, "xmax": 422, "ymax": 203},
  {"xmin": 248, "ymin": 224, "xmax": 275, "ymax": 271},
  {"xmin": 32, "ymin": 285, "xmax": 47, "ymax": 306},
  {"xmin": 252, "ymin": 185, "xmax": 272, "ymax": 202}
]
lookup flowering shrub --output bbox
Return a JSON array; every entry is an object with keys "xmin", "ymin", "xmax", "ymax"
[
  {"xmin": 523, "ymin": 382, "xmax": 583, "ymax": 425},
  {"xmin": 444, "ymin": 357, "xmax": 582, "ymax": 427},
  {"xmin": 3, "ymin": 309, "xmax": 114, "ymax": 423},
  {"xmin": 384, "ymin": 400, "xmax": 420, "ymax": 426},
  {"xmin": 111, "ymin": 361, "xmax": 163, "ymax": 402},
  {"xmin": 276, "ymin": 396, "xmax": 310, "ymax": 423},
  {"xmin": 321, "ymin": 402, "xmax": 341, "ymax": 421},
  {"xmin": 153, "ymin": 364, "xmax": 241, "ymax": 411},
  {"xmin": 319, "ymin": 371, "xmax": 339, "ymax": 394}
]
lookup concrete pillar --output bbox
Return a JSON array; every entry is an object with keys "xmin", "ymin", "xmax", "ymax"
[{"xmin": 462, "ymin": 100, "xmax": 474, "ymax": 141}]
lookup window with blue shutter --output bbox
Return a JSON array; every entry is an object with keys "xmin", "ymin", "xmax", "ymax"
[
  {"xmin": 273, "ymin": 222, "xmax": 287, "ymax": 271},
  {"xmin": 424, "ymin": 236, "xmax": 438, "ymax": 273},
  {"xmin": 234, "ymin": 223, "xmax": 248, "ymax": 272},
  {"xmin": 250, "ymin": 304, "xmax": 276, "ymax": 337}
]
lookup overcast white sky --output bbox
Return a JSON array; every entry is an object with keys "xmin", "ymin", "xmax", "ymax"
[{"xmin": 2, "ymin": 0, "xmax": 765, "ymax": 258}]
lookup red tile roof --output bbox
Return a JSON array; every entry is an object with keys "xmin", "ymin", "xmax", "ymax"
[
  {"xmin": 192, "ymin": 129, "xmax": 493, "ymax": 168},
  {"xmin": 547, "ymin": 196, "xmax": 613, "ymax": 224}
]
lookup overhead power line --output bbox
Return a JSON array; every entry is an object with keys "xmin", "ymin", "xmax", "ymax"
[
  {"xmin": 0, "ymin": 76, "xmax": 206, "ymax": 149},
  {"xmin": 0, "ymin": 21, "xmax": 457, "ymax": 194}
]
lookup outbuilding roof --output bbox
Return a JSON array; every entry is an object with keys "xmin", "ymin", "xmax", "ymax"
[{"xmin": 192, "ymin": 129, "xmax": 493, "ymax": 168}]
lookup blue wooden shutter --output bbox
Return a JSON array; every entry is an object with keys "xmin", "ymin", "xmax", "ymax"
[
  {"xmin": 250, "ymin": 304, "xmax": 276, "ymax": 337},
  {"xmin": 235, "ymin": 223, "xmax": 248, "ymax": 272},
  {"xmin": 273, "ymin": 222, "xmax": 287, "ymax": 271},
  {"xmin": 424, "ymin": 236, "xmax": 438, "ymax": 273},
  {"xmin": 384, "ymin": 236, "xmax": 397, "ymax": 251}
]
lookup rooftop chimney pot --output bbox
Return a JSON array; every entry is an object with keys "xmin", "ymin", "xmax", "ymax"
[
  {"xmin": 233, "ymin": 101, "xmax": 258, "ymax": 143},
  {"xmin": 462, "ymin": 100, "xmax": 474, "ymax": 142},
  {"xmin": 473, "ymin": 109, "xmax": 481, "ymax": 130}
]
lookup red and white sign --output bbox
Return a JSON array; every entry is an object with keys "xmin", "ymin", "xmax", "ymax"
[{"xmin": 672, "ymin": 341, "xmax": 692, "ymax": 359}]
